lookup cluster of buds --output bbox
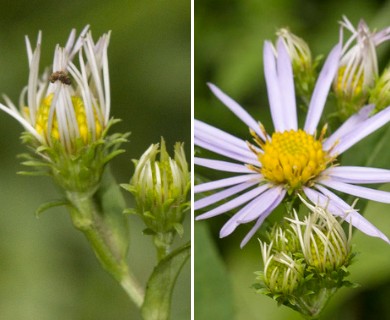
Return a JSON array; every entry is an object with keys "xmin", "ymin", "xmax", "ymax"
[
  {"xmin": 122, "ymin": 138, "xmax": 190, "ymax": 259},
  {"xmin": 254, "ymin": 197, "xmax": 355, "ymax": 318}
]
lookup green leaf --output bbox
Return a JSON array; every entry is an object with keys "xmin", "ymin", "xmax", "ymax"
[
  {"xmin": 35, "ymin": 199, "xmax": 68, "ymax": 217},
  {"xmin": 141, "ymin": 242, "xmax": 190, "ymax": 320},
  {"xmin": 195, "ymin": 221, "xmax": 235, "ymax": 320},
  {"xmin": 94, "ymin": 166, "xmax": 129, "ymax": 260}
]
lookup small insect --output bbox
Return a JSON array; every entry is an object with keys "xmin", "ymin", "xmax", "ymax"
[{"xmin": 49, "ymin": 70, "xmax": 72, "ymax": 85}]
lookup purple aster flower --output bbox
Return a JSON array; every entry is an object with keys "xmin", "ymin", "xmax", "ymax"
[{"xmin": 195, "ymin": 37, "xmax": 390, "ymax": 247}]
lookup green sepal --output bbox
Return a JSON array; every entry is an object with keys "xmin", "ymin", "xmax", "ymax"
[
  {"xmin": 17, "ymin": 170, "xmax": 49, "ymax": 176},
  {"xmin": 35, "ymin": 199, "xmax": 68, "ymax": 217},
  {"xmin": 172, "ymin": 223, "xmax": 184, "ymax": 238},
  {"xmin": 123, "ymin": 208, "xmax": 137, "ymax": 215},
  {"xmin": 141, "ymin": 242, "xmax": 190, "ymax": 320}
]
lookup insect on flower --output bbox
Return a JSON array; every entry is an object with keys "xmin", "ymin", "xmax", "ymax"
[{"xmin": 49, "ymin": 70, "xmax": 71, "ymax": 85}]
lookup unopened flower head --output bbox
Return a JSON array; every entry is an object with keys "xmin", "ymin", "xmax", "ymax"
[
  {"xmin": 125, "ymin": 138, "xmax": 190, "ymax": 236},
  {"xmin": 260, "ymin": 241, "xmax": 304, "ymax": 295},
  {"xmin": 0, "ymin": 28, "xmax": 128, "ymax": 193},
  {"xmin": 0, "ymin": 26, "xmax": 111, "ymax": 154},
  {"xmin": 276, "ymin": 28, "xmax": 317, "ymax": 104},
  {"xmin": 277, "ymin": 28, "xmax": 312, "ymax": 71},
  {"xmin": 369, "ymin": 67, "xmax": 390, "ymax": 112},
  {"xmin": 334, "ymin": 16, "xmax": 390, "ymax": 118},
  {"xmin": 287, "ymin": 196, "xmax": 352, "ymax": 273},
  {"xmin": 195, "ymin": 32, "xmax": 390, "ymax": 247}
]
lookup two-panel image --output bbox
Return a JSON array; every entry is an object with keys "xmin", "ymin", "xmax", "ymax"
[{"xmin": 0, "ymin": 1, "xmax": 389, "ymax": 319}]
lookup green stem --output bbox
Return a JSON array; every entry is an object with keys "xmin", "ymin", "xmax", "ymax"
[
  {"xmin": 153, "ymin": 232, "xmax": 174, "ymax": 262},
  {"xmin": 120, "ymin": 269, "xmax": 144, "ymax": 308},
  {"xmin": 66, "ymin": 191, "xmax": 145, "ymax": 307}
]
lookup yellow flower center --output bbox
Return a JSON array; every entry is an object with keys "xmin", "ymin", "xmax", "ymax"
[
  {"xmin": 252, "ymin": 129, "xmax": 329, "ymax": 190},
  {"xmin": 335, "ymin": 66, "xmax": 364, "ymax": 96},
  {"xmin": 27, "ymin": 94, "xmax": 102, "ymax": 144}
]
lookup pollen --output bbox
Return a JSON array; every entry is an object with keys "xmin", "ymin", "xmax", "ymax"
[
  {"xmin": 255, "ymin": 129, "xmax": 328, "ymax": 189},
  {"xmin": 33, "ymin": 94, "xmax": 102, "ymax": 144}
]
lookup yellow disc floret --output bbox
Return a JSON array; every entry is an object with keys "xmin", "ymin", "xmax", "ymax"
[
  {"xmin": 257, "ymin": 129, "xmax": 328, "ymax": 189},
  {"xmin": 335, "ymin": 65, "xmax": 364, "ymax": 97},
  {"xmin": 31, "ymin": 94, "xmax": 102, "ymax": 145}
]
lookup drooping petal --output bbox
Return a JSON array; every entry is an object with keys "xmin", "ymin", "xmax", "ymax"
[
  {"xmin": 194, "ymin": 173, "xmax": 261, "ymax": 193},
  {"xmin": 305, "ymin": 185, "xmax": 390, "ymax": 243},
  {"xmin": 323, "ymin": 104, "xmax": 374, "ymax": 150},
  {"xmin": 323, "ymin": 166, "xmax": 390, "ymax": 184},
  {"xmin": 276, "ymin": 37, "xmax": 297, "ymax": 130},
  {"xmin": 319, "ymin": 177, "xmax": 390, "ymax": 203},
  {"xmin": 331, "ymin": 106, "xmax": 390, "ymax": 156},
  {"xmin": 207, "ymin": 83, "xmax": 266, "ymax": 140},
  {"xmin": 196, "ymin": 184, "xmax": 270, "ymax": 220},
  {"xmin": 304, "ymin": 44, "xmax": 342, "ymax": 134},
  {"xmin": 194, "ymin": 181, "xmax": 258, "ymax": 210},
  {"xmin": 263, "ymin": 41, "xmax": 285, "ymax": 132},
  {"xmin": 195, "ymin": 157, "xmax": 253, "ymax": 173}
]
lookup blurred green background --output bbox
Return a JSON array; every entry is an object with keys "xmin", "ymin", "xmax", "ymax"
[
  {"xmin": 0, "ymin": 1, "xmax": 190, "ymax": 319},
  {"xmin": 195, "ymin": 0, "xmax": 390, "ymax": 319}
]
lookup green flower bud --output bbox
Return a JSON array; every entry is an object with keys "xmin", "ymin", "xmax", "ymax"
[
  {"xmin": 260, "ymin": 241, "xmax": 305, "ymax": 296},
  {"xmin": 124, "ymin": 138, "xmax": 190, "ymax": 238},
  {"xmin": 277, "ymin": 28, "xmax": 318, "ymax": 105},
  {"xmin": 369, "ymin": 67, "xmax": 390, "ymax": 112},
  {"xmin": 333, "ymin": 17, "xmax": 390, "ymax": 119}
]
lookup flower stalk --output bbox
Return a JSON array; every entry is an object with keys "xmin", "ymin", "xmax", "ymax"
[{"xmin": 66, "ymin": 188, "xmax": 144, "ymax": 307}]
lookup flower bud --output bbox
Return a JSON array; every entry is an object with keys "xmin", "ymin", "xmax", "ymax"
[
  {"xmin": 0, "ymin": 28, "xmax": 127, "ymax": 193},
  {"xmin": 124, "ymin": 138, "xmax": 190, "ymax": 238},
  {"xmin": 259, "ymin": 241, "xmax": 304, "ymax": 296},
  {"xmin": 334, "ymin": 16, "xmax": 390, "ymax": 118},
  {"xmin": 276, "ymin": 28, "xmax": 317, "ymax": 104},
  {"xmin": 369, "ymin": 67, "xmax": 390, "ymax": 112},
  {"xmin": 288, "ymin": 198, "xmax": 352, "ymax": 273}
]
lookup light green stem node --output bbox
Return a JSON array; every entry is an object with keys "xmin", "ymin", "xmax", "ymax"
[{"xmin": 153, "ymin": 232, "xmax": 174, "ymax": 262}]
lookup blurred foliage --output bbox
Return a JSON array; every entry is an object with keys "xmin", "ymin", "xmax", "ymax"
[
  {"xmin": 0, "ymin": 0, "xmax": 190, "ymax": 319},
  {"xmin": 195, "ymin": 0, "xmax": 390, "ymax": 319}
]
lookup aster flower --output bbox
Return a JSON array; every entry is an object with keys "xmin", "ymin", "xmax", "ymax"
[
  {"xmin": 334, "ymin": 16, "xmax": 390, "ymax": 118},
  {"xmin": 0, "ymin": 26, "xmax": 111, "ymax": 153},
  {"xmin": 195, "ymin": 36, "xmax": 390, "ymax": 247}
]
